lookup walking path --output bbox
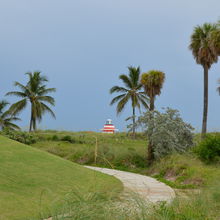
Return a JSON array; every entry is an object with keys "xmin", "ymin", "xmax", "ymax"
[{"xmin": 85, "ymin": 166, "xmax": 175, "ymax": 203}]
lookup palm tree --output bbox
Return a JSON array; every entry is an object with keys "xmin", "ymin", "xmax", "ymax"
[
  {"xmin": 141, "ymin": 70, "xmax": 165, "ymax": 164},
  {"xmin": 110, "ymin": 66, "xmax": 149, "ymax": 137},
  {"xmin": 189, "ymin": 23, "xmax": 219, "ymax": 138},
  {"xmin": 212, "ymin": 20, "xmax": 220, "ymax": 55},
  {"xmin": 0, "ymin": 100, "xmax": 20, "ymax": 130},
  {"xmin": 6, "ymin": 72, "xmax": 56, "ymax": 132}
]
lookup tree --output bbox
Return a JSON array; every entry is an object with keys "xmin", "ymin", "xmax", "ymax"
[
  {"xmin": 189, "ymin": 23, "xmax": 219, "ymax": 138},
  {"xmin": 211, "ymin": 20, "xmax": 220, "ymax": 55},
  {"xmin": 110, "ymin": 66, "xmax": 149, "ymax": 137},
  {"xmin": 6, "ymin": 72, "xmax": 56, "ymax": 132},
  {"xmin": 137, "ymin": 108, "xmax": 194, "ymax": 159},
  {"xmin": 0, "ymin": 100, "xmax": 20, "ymax": 130},
  {"xmin": 141, "ymin": 70, "xmax": 165, "ymax": 164}
]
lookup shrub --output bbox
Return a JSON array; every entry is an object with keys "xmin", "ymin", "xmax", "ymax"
[
  {"xmin": 138, "ymin": 108, "xmax": 194, "ymax": 158},
  {"xmin": 195, "ymin": 134, "xmax": 220, "ymax": 163},
  {"xmin": 61, "ymin": 135, "xmax": 73, "ymax": 143},
  {"xmin": 51, "ymin": 135, "xmax": 59, "ymax": 141},
  {"xmin": 2, "ymin": 129, "xmax": 39, "ymax": 145}
]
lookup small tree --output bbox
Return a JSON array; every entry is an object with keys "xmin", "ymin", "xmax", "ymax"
[{"xmin": 138, "ymin": 108, "xmax": 194, "ymax": 159}]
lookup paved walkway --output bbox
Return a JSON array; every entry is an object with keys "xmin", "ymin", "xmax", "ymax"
[{"xmin": 85, "ymin": 166, "xmax": 175, "ymax": 203}]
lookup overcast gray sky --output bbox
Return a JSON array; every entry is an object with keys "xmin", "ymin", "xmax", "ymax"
[{"xmin": 0, "ymin": 0, "xmax": 220, "ymax": 131}]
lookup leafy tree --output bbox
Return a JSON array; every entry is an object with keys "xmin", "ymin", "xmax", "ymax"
[
  {"xmin": 189, "ymin": 23, "xmax": 219, "ymax": 138},
  {"xmin": 110, "ymin": 66, "xmax": 149, "ymax": 137},
  {"xmin": 0, "ymin": 100, "xmax": 20, "ymax": 130},
  {"xmin": 141, "ymin": 70, "xmax": 165, "ymax": 164},
  {"xmin": 137, "ymin": 108, "xmax": 194, "ymax": 159},
  {"xmin": 6, "ymin": 72, "xmax": 56, "ymax": 132}
]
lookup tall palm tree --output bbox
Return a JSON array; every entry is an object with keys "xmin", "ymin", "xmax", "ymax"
[
  {"xmin": 212, "ymin": 20, "xmax": 220, "ymax": 55},
  {"xmin": 6, "ymin": 72, "xmax": 56, "ymax": 132},
  {"xmin": 189, "ymin": 23, "xmax": 219, "ymax": 138},
  {"xmin": 110, "ymin": 66, "xmax": 149, "ymax": 137},
  {"xmin": 141, "ymin": 70, "xmax": 165, "ymax": 164},
  {"xmin": 0, "ymin": 100, "xmax": 20, "ymax": 130}
]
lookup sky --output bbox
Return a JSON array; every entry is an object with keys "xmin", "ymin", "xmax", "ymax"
[{"xmin": 0, "ymin": 0, "xmax": 220, "ymax": 132}]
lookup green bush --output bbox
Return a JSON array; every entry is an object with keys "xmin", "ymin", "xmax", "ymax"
[
  {"xmin": 2, "ymin": 129, "xmax": 39, "ymax": 145},
  {"xmin": 195, "ymin": 134, "xmax": 220, "ymax": 163}
]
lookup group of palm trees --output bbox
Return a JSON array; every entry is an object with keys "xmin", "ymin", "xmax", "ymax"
[
  {"xmin": 0, "ymin": 72, "xmax": 56, "ymax": 132},
  {"xmin": 110, "ymin": 19, "xmax": 220, "ymax": 141},
  {"xmin": 110, "ymin": 67, "xmax": 165, "ymax": 134}
]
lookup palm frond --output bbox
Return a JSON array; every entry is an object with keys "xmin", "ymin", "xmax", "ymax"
[
  {"xmin": 8, "ymin": 99, "xmax": 27, "ymax": 116},
  {"xmin": 37, "ymin": 96, "xmax": 55, "ymax": 106},
  {"xmin": 119, "ymin": 74, "xmax": 132, "ymax": 89},
  {"xmin": 128, "ymin": 66, "xmax": 140, "ymax": 87},
  {"xmin": 5, "ymin": 91, "xmax": 27, "ymax": 98},
  {"xmin": 40, "ymin": 102, "xmax": 56, "ymax": 119},
  {"xmin": 2, "ymin": 121, "xmax": 20, "ymax": 130},
  {"xmin": 110, "ymin": 86, "xmax": 128, "ymax": 94},
  {"xmin": 0, "ymin": 100, "xmax": 9, "ymax": 113},
  {"xmin": 14, "ymin": 82, "xmax": 29, "ymax": 93},
  {"xmin": 110, "ymin": 94, "xmax": 126, "ymax": 106},
  {"xmin": 116, "ymin": 93, "xmax": 130, "ymax": 114},
  {"xmin": 38, "ymin": 87, "xmax": 56, "ymax": 96},
  {"xmin": 137, "ymin": 95, "xmax": 149, "ymax": 109}
]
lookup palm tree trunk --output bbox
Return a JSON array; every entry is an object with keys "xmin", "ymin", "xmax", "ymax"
[
  {"xmin": 132, "ymin": 106, "xmax": 136, "ymax": 138},
  {"xmin": 201, "ymin": 65, "xmax": 208, "ymax": 139},
  {"xmin": 29, "ymin": 113, "xmax": 33, "ymax": 132},
  {"xmin": 147, "ymin": 95, "xmax": 155, "ymax": 165},
  {"xmin": 149, "ymin": 95, "xmax": 155, "ymax": 111}
]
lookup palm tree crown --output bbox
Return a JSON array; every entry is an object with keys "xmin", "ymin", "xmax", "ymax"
[
  {"xmin": 6, "ymin": 72, "xmax": 56, "ymax": 132},
  {"xmin": 141, "ymin": 70, "xmax": 165, "ymax": 111},
  {"xmin": 110, "ymin": 66, "xmax": 149, "ymax": 136},
  {"xmin": 189, "ymin": 23, "xmax": 219, "ymax": 69},
  {"xmin": 0, "ymin": 100, "xmax": 20, "ymax": 130}
]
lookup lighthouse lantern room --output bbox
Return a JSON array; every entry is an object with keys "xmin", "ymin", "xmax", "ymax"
[{"xmin": 101, "ymin": 119, "xmax": 118, "ymax": 133}]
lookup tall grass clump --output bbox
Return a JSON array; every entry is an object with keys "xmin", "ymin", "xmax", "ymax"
[{"xmin": 38, "ymin": 180, "xmax": 220, "ymax": 220}]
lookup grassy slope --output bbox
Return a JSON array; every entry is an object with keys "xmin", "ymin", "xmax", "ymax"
[
  {"xmin": 0, "ymin": 136, "xmax": 122, "ymax": 220},
  {"xmin": 32, "ymin": 131, "xmax": 220, "ymax": 189},
  {"xmin": 147, "ymin": 154, "xmax": 220, "ymax": 188},
  {"xmin": 32, "ymin": 131, "xmax": 147, "ymax": 169}
]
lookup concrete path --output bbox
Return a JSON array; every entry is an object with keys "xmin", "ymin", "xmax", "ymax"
[{"xmin": 85, "ymin": 166, "xmax": 175, "ymax": 203}]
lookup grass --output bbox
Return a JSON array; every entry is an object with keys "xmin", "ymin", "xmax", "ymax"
[
  {"xmin": 0, "ymin": 135, "xmax": 122, "ymax": 220},
  {"xmin": 147, "ymin": 153, "xmax": 220, "ymax": 189},
  {"xmin": 32, "ymin": 131, "xmax": 147, "ymax": 170},
  {"xmin": 31, "ymin": 131, "xmax": 220, "ymax": 189},
  {"xmin": 48, "ymin": 180, "xmax": 220, "ymax": 220},
  {"xmin": 1, "ymin": 130, "xmax": 220, "ymax": 219}
]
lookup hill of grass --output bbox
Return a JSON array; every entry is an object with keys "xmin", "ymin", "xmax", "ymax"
[
  {"xmin": 31, "ymin": 131, "xmax": 147, "ymax": 170},
  {"xmin": 0, "ymin": 135, "xmax": 122, "ymax": 220}
]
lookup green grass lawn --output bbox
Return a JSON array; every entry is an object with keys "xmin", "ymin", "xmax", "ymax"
[{"xmin": 0, "ymin": 135, "xmax": 122, "ymax": 220}]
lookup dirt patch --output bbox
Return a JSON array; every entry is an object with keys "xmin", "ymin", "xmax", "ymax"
[{"xmin": 182, "ymin": 178, "xmax": 204, "ymax": 186}]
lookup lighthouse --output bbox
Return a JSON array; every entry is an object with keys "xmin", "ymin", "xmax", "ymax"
[{"xmin": 101, "ymin": 119, "xmax": 118, "ymax": 133}]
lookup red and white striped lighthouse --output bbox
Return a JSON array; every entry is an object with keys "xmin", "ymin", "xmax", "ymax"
[{"xmin": 101, "ymin": 119, "xmax": 118, "ymax": 133}]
